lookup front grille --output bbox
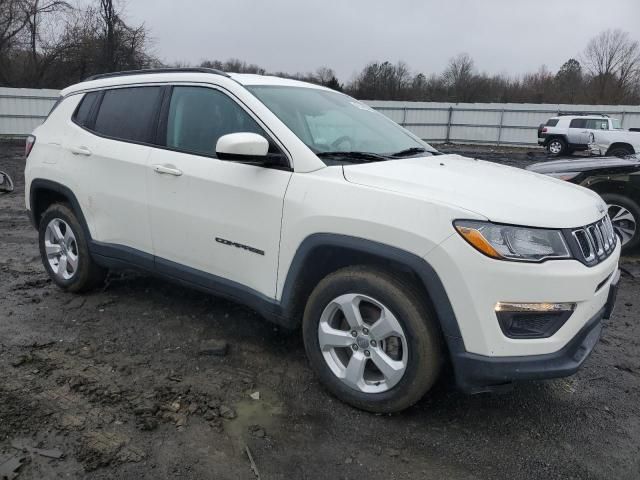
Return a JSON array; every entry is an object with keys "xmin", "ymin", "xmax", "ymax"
[{"xmin": 571, "ymin": 215, "xmax": 617, "ymax": 265}]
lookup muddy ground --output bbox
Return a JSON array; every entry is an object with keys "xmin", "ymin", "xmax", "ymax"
[{"xmin": 1, "ymin": 144, "xmax": 639, "ymax": 480}]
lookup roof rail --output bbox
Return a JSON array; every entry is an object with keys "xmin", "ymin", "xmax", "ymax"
[
  {"xmin": 84, "ymin": 67, "xmax": 230, "ymax": 82},
  {"xmin": 557, "ymin": 112, "xmax": 610, "ymax": 117}
]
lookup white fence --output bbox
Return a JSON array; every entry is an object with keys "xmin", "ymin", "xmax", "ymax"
[
  {"xmin": 1, "ymin": 87, "xmax": 640, "ymax": 146},
  {"xmin": 367, "ymin": 100, "xmax": 640, "ymax": 146},
  {"xmin": 0, "ymin": 87, "xmax": 60, "ymax": 138}
]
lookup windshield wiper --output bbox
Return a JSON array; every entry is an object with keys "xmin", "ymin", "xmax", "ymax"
[
  {"xmin": 389, "ymin": 147, "xmax": 428, "ymax": 157},
  {"xmin": 316, "ymin": 151, "xmax": 388, "ymax": 163}
]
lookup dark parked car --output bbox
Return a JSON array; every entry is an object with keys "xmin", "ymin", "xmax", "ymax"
[{"xmin": 527, "ymin": 156, "xmax": 640, "ymax": 252}]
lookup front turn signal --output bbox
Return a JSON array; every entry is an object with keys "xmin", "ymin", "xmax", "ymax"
[{"xmin": 455, "ymin": 225, "xmax": 502, "ymax": 259}]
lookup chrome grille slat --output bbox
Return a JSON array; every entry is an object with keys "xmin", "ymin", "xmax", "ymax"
[{"xmin": 571, "ymin": 215, "xmax": 617, "ymax": 265}]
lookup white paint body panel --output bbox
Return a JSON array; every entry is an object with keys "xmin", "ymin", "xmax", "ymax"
[
  {"xmin": 342, "ymin": 154, "xmax": 606, "ymax": 229},
  {"xmin": 147, "ymin": 147, "xmax": 291, "ymax": 297}
]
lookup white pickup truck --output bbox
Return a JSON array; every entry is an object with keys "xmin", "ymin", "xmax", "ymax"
[
  {"xmin": 588, "ymin": 124, "xmax": 640, "ymax": 157},
  {"xmin": 538, "ymin": 114, "xmax": 640, "ymax": 157}
]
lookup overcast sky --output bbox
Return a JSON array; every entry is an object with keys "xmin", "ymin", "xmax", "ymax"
[{"xmin": 124, "ymin": 0, "xmax": 640, "ymax": 82}]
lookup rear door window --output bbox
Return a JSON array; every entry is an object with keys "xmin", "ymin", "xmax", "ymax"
[
  {"xmin": 569, "ymin": 119, "xmax": 587, "ymax": 128},
  {"xmin": 585, "ymin": 119, "xmax": 609, "ymax": 130},
  {"xmin": 93, "ymin": 86, "xmax": 163, "ymax": 143}
]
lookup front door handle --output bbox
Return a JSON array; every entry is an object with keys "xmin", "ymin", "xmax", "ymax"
[
  {"xmin": 152, "ymin": 164, "xmax": 183, "ymax": 176},
  {"xmin": 68, "ymin": 145, "xmax": 92, "ymax": 156}
]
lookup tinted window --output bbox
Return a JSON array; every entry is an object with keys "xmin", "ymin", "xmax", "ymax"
[
  {"xmin": 569, "ymin": 119, "xmax": 587, "ymax": 128},
  {"xmin": 73, "ymin": 92, "xmax": 100, "ymax": 127},
  {"xmin": 545, "ymin": 119, "xmax": 559, "ymax": 127},
  {"xmin": 166, "ymin": 86, "xmax": 265, "ymax": 157},
  {"xmin": 94, "ymin": 87, "xmax": 162, "ymax": 142}
]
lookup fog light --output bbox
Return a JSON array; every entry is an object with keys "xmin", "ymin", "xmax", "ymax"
[{"xmin": 495, "ymin": 302, "xmax": 576, "ymax": 339}]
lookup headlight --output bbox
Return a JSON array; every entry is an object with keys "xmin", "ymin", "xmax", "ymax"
[{"xmin": 454, "ymin": 220, "xmax": 571, "ymax": 262}]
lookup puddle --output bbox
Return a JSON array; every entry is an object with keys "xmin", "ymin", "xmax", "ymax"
[{"xmin": 224, "ymin": 388, "xmax": 284, "ymax": 449}]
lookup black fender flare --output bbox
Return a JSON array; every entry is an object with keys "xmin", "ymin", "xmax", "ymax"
[
  {"xmin": 278, "ymin": 233, "xmax": 464, "ymax": 342},
  {"xmin": 29, "ymin": 178, "xmax": 93, "ymax": 240}
]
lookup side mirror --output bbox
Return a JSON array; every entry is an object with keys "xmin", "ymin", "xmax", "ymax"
[
  {"xmin": 216, "ymin": 133, "xmax": 269, "ymax": 162},
  {"xmin": 0, "ymin": 171, "xmax": 14, "ymax": 193}
]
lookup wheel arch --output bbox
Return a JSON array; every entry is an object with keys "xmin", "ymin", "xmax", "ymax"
[
  {"xmin": 585, "ymin": 178, "xmax": 640, "ymax": 204},
  {"xmin": 606, "ymin": 142, "xmax": 636, "ymax": 155},
  {"xmin": 278, "ymin": 234, "xmax": 463, "ymax": 342},
  {"xmin": 544, "ymin": 134, "xmax": 568, "ymax": 147},
  {"xmin": 29, "ymin": 179, "xmax": 92, "ymax": 240}
]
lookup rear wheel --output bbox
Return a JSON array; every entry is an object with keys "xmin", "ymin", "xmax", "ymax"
[
  {"xmin": 602, "ymin": 194, "xmax": 640, "ymax": 252},
  {"xmin": 38, "ymin": 203, "xmax": 106, "ymax": 292},
  {"xmin": 546, "ymin": 138, "xmax": 567, "ymax": 156},
  {"xmin": 302, "ymin": 266, "xmax": 442, "ymax": 413},
  {"xmin": 607, "ymin": 146, "xmax": 634, "ymax": 158}
]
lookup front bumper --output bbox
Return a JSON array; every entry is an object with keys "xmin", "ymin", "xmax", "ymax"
[{"xmin": 451, "ymin": 270, "xmax": 619, "ymax": 393}]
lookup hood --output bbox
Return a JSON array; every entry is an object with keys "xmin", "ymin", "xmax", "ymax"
[
  {"xmin": 343, "ymin": 154, "xmax": 606, "ymax": 229},
  {"xmin": 526, "ymin": 156, "xmax": 640, "ymax": 175}
]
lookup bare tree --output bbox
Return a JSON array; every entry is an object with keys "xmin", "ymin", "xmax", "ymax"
[
  {"xmin": 443, "ymin": 53, "xmax": 475, "ymax": 102},
  {"xmin": 583, "ymin": 29, "xmax": 640, "ymax": 103},
  {"xmin": 100, "ymin": 0, "xmax": 117, "ymax": 70}
]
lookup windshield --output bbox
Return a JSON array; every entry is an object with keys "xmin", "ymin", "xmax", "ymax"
[
  {"xmin": 612, "ymin": 118, "xmax": 623, "ymax": 130},
  {"xmin": 246, "ymin": 85, "xmax": 437, "ymax": 161}
]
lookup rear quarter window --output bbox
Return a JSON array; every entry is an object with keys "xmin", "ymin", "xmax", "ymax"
[
  {"xmin": 72, "ymin": 91, "xmax": 100, "ymax": 127},
  {"xmin": 545, "ymin": 119, "xmax": 559, "ymax": 127},
  {"xmin": 93, "ymin": 86, "xmax": 163, "ymax": 143}
]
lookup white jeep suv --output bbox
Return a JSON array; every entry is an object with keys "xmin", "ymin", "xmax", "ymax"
[{"xmin": 25, "ymin": 68, "xmax": 621, "ymax": 412}]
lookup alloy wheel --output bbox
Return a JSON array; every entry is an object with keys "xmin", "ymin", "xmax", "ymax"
[
  {"xmin": 44, "ymin": 218, "xmax": 79, "ymax": 281},
  {"xmin": 548, "ymin": 140, "xmax": 563, "ymax": 155},
  {"xmin": 608, "ymin": 204, "xmax": 637, "ymax": 247},
  {"xmin": 317, "ymin": 293, "xmax": 408, "ymax": 393}
]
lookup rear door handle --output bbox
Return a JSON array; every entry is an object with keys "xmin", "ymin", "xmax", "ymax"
[
  {"xmin": 68, "ymin": 145, "xmax": 92, "ymax": 156},
  {"xmin": 152, "ymin": 164, "xmax": 183, "ymax": 176}
]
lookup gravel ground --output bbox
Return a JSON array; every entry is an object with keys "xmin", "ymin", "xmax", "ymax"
[{"xmin": 1, "ymin": 144, "xmax": 639, "ymax": 480}]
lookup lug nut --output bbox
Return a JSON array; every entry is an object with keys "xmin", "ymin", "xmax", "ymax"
[
  {"xmin": 352, "ymin": 344, "xmax": 358, "ymax": 351},
  {"xmin": 351, "ymin": 330, "xmax": 357, "ymax": 337},
  {"xmin": 364, "ymin": 350, "xmax": 370, "ymax": 357},
  {"xmin": 370, "ymin": 339, "xmax": 377, "ymax": 347},
  {"xmin": 362, "ymin": 328, "xmax": 369, "ymax": 335}
]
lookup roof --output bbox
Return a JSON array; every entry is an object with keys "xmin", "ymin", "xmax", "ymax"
[
  {"xmin": 229, "ymin": 73, "xmax": 330, "ymax": 90},
  {"xmin": 60, "ymin": 69, "xmax": 329, "ymax": 97}
]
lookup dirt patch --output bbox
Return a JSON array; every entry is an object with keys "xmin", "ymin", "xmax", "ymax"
[{"xmin": 1, "ymin": 145, "xmax": 639, "ymax": 479}]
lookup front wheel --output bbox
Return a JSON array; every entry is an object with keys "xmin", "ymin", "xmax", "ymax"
[
  {"xmin": 38, "ymin": 203, "xmax": 106, "ymax": 292},
  {"xmin": 602, "ymin": 193, "xmax": 640, "ymax": 252},
  {"xmin": 302, "ymin": 266, "xmax": 442, "ymax": 413}
]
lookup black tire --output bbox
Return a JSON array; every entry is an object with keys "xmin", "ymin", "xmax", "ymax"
[
  {"xmin": 38, "ymin": 203, "xmax": 106, "ymax": 292},
  {"xmin": 302, "ymin": 266, "xmax": 443, "ymax": 413},
  {"xmin": 606, "ymin": 146, "xmax": 633, "ymax": 158},
  {"xmin": 601, "ymin": 193, "xmax": 640, "ymax": 252},
  {"xmin": 546, "ymin": 137, "xmax": 568, "ymax": 156}
]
